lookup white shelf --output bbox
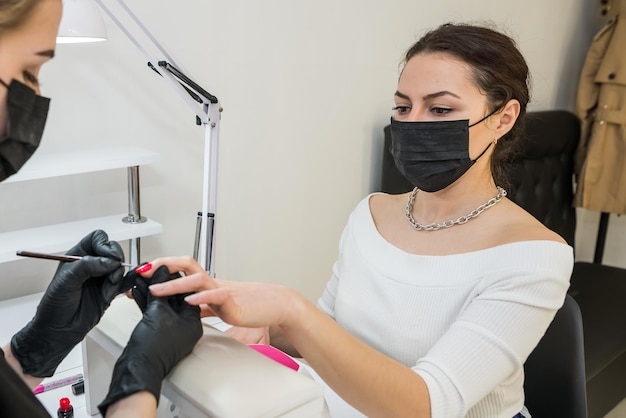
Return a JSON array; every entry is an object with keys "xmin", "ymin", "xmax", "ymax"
[
  {"xmin": 1, "ymin": 146, "xmax": 162, "ymax": 265},
  {"xmin": 0, "ymin": 214, "xmax": 162, "ymax": 264},
  {"xmin": 3, "ymin": 147, "xmax": 160, "ymax": 183}
]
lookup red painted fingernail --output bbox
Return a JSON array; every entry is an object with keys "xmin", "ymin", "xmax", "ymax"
[{"xmin": 135, "ymin": 263, "xmax": 152, "ymax": 274}]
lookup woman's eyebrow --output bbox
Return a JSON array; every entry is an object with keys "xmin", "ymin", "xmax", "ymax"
[
  {"xmin": 394, "ymin": 90, "xmax": 462, "ymax": 101},
  {"xmin": 423, "ymin": 90, "xmax": 461, "ymax": 100},
  {"xmin": 36, "ymin": 49, "xmax": 55, "ymax": 58},
  {"xmin": 394, "ymin": 90, "xmax": 410, "ymax": 100}
]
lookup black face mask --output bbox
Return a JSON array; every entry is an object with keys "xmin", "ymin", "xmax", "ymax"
[
  {"xmin": 0, "ymin": 79, "xmax": 50, "ymax": 182},
  {"xmin": 389, "ymin": 113, "xmax": 494, "ymax": 192}
]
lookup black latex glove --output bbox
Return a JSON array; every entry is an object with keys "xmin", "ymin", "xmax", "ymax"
[
  {"xmin": 123, "ymin": 267, "xmax": 150, "ymax": 313},
  {"xmin": 98, "ymin": 266, "xmax": 202, "ymax": 416},
  {"xmin": 11, "ymin": 230, "xmax": 131, "ymax": 377}
]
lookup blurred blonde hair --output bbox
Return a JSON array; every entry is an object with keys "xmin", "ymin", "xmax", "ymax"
[{"xmin": 0, "ymin": 0, "xmax": 41, "ymax": 36}]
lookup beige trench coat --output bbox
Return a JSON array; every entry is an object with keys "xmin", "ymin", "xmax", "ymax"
[{"xmin": 575, "ymin": 0, "xmax": 626, "ymax": 214}]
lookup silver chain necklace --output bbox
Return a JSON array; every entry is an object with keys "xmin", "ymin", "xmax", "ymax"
[{"xmin": 405, "ymin": 186, "xmax": 507, "ymax": 231}]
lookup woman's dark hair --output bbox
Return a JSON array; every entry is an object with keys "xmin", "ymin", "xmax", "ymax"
[{"xmin": 404, "ymin": 23, "xmax": 530, "ymax": 188}]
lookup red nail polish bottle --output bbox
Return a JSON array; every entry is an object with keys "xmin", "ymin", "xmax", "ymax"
[{"xmin": 57, "ymin": 397, "xmax": 74, "ymax": 418}]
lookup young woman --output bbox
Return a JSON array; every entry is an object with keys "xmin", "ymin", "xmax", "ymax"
[
  {"xmin": 139, "ymin": 23, "xmax": 573, "ymax": 418},
  {"xmin": 0, "ymin": 1, "xmax": 202, "ymax": 416}
]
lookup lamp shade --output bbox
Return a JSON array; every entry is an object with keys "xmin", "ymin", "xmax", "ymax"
[{"xmin": 57, "ymin": 0, "xmax": 107, "ymax": 43}]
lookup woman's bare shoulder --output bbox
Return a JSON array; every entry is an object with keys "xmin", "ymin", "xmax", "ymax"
[
  {"xmin": 369, "ymin": 192, "xmax": 409, "ymax": 219},
  {"xmin": 369, "ymin": 192, "xmax": 407, "ymax": 208},
  {"xmin": 495, "ymin": 200, "xmax": 568, "ymax": 245}
]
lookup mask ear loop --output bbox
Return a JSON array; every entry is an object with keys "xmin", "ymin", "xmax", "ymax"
[
  {"xmin": 468, "ymin": 106, "xmax": 502, "ymax": 128},
  {"xmin": 471, "ymin": 141, "xmax": 493, "ymax": 163},
  {"xmin": 468, "ymin": 107, "xmax": 503, "ymax": 162}
]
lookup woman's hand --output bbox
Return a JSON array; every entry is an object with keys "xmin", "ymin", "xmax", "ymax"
[
  {"xmin": 138, "ymin": 256, "xmax": 300, "ymax": 329},
  {"xmin": 226, "ymin": 326, "xmax": 271, "ymax": 345}
]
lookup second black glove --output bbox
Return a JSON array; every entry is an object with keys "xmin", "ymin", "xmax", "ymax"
[{"xmin": 98, "ymin": 265, "xmax": 202, "ymax": 415}]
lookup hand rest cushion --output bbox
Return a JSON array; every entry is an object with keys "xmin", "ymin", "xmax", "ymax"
[{"xmin": 87, "ymin": 296, "xmax": 326, "ymax": 418}]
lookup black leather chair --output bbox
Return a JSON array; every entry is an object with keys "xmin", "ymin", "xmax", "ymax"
[
  {"xmin": 523, "ymin": 294, "xmax": 587, "ymax": 418},
  {"xmin": 570, "ymin": 262, "xmax": 626, "ymax": 418},
  {"xmin": 380, "ymin": 110, "xmax": 626, "ymax": 418},
  {"xmin": 510, "ymin": 110, "xmax": 626, "ymax": 418}
]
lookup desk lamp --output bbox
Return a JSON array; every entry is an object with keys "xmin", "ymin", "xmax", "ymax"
[{"xmin": 57, "ymin": 0, "xmax": 221, "ymax": 275}]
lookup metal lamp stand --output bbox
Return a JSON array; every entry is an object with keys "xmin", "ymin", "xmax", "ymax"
[{"xmin": 95, "ymin": 0, "xmax": 220, "ymax": 275}]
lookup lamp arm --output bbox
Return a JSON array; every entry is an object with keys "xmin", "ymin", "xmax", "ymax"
[{"xmin": 93, "ymin": 0, "xmax": 218, "ymax": 123}]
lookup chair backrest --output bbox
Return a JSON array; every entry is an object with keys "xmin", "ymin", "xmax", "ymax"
[
  {"xmin": 506, "ymin": 110, "xmax": 580, "ymax": 247},
  {"xmin": 523, "ymin": 294, "xmax": 588, "ymax": 418},
  {"xmin": 506, "ymin": 114, "xmax": 587, "ymax": 417}
]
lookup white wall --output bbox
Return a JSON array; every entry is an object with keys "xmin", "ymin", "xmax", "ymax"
[{"xmin": 0, "ymin": 0, "xmax": 613, "ymax": 302}]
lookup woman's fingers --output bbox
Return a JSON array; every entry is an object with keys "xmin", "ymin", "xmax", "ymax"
[
  {"xmin": 149, "ymin": 271, "xmax": 217, "ymax": 296},
  {"xmin": 140, "ymin": 256, "xmax": 227, "ymax": 321},
  {"xmin": 137, "ymin": 256, "xmax": 295, "ymax": 330},
  {"xmin": 184, "ymin": 288, "xmax": 230, "ymax": 306},
  {"xmin": 226, "ymin": 326, "xmax": 270, "ymax": 345},
  {"xmin": 185, "ymin": 288, "xmax": 253, "ymax": 326},
  {"xmin": 138, "ymin": 256, "xmax": 206, "ymax": 278},
  {"xmin": 199, "ymin": 304, "xmax": 218, "ymax": 318}
]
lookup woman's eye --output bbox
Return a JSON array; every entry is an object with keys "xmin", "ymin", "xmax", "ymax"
[
  {"xmin": 431, "ymin": 107, "xmax": 452, "ymax": 115},
  {"xmin": 392, "ymin": 106, "xmax": 411, "ymax": 115},
  {"xmin": 23, "ymin": 71, "xmax": 39, "ymax": 86}
]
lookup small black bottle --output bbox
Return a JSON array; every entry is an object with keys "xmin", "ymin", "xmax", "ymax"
[{"xmin": 57, "ymin": 397, "xmax": 74, "ymax": 418}]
